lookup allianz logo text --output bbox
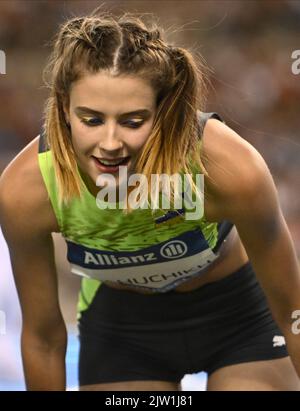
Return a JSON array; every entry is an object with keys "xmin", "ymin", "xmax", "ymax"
[{"xmin": 84, "ymin": 240, "xmax": 188, "ymax": 266}]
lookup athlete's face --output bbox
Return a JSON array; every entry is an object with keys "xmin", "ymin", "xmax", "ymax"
[{"xmin": 64, "ymin": 71, "xmax": 157, "ymax": 194}]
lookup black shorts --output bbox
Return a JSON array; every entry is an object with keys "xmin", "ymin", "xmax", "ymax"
[{"xmin": 78, "ymin": 261, "xmax": 288, "ymax": 386}]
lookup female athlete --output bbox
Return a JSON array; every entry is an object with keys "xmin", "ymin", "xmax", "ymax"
[{"xmin": 0, "ymin": 10, "xmax": 299, "ymax": 391}]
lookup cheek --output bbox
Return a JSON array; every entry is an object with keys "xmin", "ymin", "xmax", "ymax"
[
  {"xmin": 71, "ymin": 124, "xmax": 95, "ymax": 156},
  {"xmin": 128, "ymin": 127, "xmax": 152, "ymax": 153}
]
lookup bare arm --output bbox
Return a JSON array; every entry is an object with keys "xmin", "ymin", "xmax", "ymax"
[
  {"xmin": 211, "ymin": 123, "xmax": 300, "ymax": 378},
  {"xmin": 10, "ymin": 233, "xmax": 67, "ymax": 391},
  {"xmin": 0, "ymin": 143, "xmax": 67, "ymax": 390}
]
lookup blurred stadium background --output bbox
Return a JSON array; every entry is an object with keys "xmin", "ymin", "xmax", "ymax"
[{"xmin": 0, "ymin": 0, "xmax": 299, "ymax": 390}]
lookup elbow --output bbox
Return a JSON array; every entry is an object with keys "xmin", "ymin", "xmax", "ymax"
[{"xmin": 21, "ymin": 320, "xmax": 68, "ymax": 352}]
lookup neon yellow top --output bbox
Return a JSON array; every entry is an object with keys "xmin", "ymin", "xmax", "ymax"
[{"xmin": 38, "ymin": 112, "xmax": 233, "ymax": 316}]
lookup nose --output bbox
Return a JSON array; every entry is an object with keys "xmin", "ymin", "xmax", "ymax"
[{"xmin": 97, "ymin": 122, "xmax": 123, "ymax": 154}]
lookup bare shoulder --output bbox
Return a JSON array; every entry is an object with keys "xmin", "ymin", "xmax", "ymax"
[
  {"xmin": 0, "ymin": 136, "xmax": 59, "ymax": 241},
  {"xmin": 201, "ymin": 118, "xmax": 274, "ymax": 221}
]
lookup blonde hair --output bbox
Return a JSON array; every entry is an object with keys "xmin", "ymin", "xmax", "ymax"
[{"xmin": 42, "ymin": 7, "xmax": 209, "ymax": 212}]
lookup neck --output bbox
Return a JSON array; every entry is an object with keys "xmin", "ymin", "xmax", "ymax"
[{"xmin": 79, "ymin": 168, "xmax": 126, "ymax": 203}]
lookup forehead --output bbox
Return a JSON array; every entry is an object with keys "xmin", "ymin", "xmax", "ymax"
[{"xmin": 69, "ymin": 71, "xmax": 156, "ymax": 112}]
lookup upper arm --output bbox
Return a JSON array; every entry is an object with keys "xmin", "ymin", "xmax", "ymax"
[
  {"xmin": 225, "ymin": 150, "xmax": 299, "ymax": 289},
  {"xmin": 202, "ymin": 119, "xmax": 300, "ymax": 315},
  {"xmin": 201, "ymin": 117, "xmax": 283, "ymax": 231},
  {"xmin": 0, "ymin": 147, "xmax": 65, "ymax": 342}
]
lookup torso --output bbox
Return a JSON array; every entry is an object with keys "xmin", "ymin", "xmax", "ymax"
[
  {"xmin": 6, "ymin": 119, "xmax": 250, "ymax": 295},
  {"xmin": 90, "ymin": 115, "xmax": 251, "ymax": 293},
  {"xmin": 103, "ymin": 200, "xmax": 249, "ymax": 294},
  {"xmin": 173, "ymin": 226, "xmax": 249, "ymax": 292}
]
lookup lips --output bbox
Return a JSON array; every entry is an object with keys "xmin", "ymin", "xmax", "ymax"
[
  {"xmin": 92, "ymin": 156, "xmax": 131, "ymax": 173},
  {"xmin": 97, "ymin": 156, "xmax": 131, "ymax": 166}
]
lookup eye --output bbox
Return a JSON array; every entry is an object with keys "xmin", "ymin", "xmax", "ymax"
[
  {"xmin": 80, "ymin": 117, "xmax": 145, "ymax": 128},
  {"xmin": 123, "ymin": 120, "xmax": 144, "ymax": 129},
  {"xmin": 81, "ymin": 117, "xmax": 103, "ymax": 127}
]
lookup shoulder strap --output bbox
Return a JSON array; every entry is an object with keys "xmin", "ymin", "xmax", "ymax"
[
  {"xmin": 197, "ymin": 111, "xmax": 234, "ymax": 247},
  {"xmin": 197, "ymin": 111, "xmax": 224, "ymax": 132},
  {"xmin": 38, "ymin": 127, "xmax": 50, "ymax": 153},
  {"xmin": 212, "ymin": 220, "xmax": 234, "ymax": 253},
  {"xmin": 37, "ymin": 130, "xmax": 63, "ymax": 230}
]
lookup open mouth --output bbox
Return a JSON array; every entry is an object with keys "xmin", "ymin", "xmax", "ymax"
[{"xmin": 92, "ymin": 156, "xmax": 131, "ymax": 171}]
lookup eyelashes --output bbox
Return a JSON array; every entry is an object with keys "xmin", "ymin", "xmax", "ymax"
[
  {"xmin": 81, "ymin": 117, "xmax": 102, "ymax": 126},
  {"xmin": 80, "ymin": 118, "xmax": 144, "ymax": 129}
]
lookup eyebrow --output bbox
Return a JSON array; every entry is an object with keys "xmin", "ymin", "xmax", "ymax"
[{"xmin": 74, "ymin": 106, "xmax": 152, "ymax": 117}]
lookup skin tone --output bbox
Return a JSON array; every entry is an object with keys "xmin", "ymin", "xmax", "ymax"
[{"xmin": 64, "ymin": 71, "xmax": 157, "ymax": 199}]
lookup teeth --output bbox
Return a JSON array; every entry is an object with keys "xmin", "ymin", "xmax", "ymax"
[
  {"xmin": 95, "ymin": 157, "xmax": 129, "ymax": 167},
  {"xmin": 100, "ymin": 160, "xmax": 122, "ymax": 166}
]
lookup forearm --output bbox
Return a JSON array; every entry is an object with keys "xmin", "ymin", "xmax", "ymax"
[
  {"xmin": 21, "ymin": 331, "xmax": 67, "ymax": 391},
  {"xmin": 255, "ymin": 259, "xmax": 300, "ymax": 380},
  {"xmin": 279, "ymin": 324, "xmax": 300, "ymax": 379},
  {"xmin": 240, "ymin": 221, "xmax": 300, "ymax": 378},
  {"xmin": 257, "ymin": 247, "xmax": 300, "ymax": 379}
]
